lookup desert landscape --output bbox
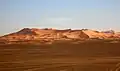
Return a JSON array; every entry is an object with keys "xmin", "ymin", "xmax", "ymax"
[
  {"xmin": 0, "ymin": 28, "xmax": 120, "ymax": 71},
  {"xmin": 1, "ymin": 0, "xmax": 120, "ymax": 71}
]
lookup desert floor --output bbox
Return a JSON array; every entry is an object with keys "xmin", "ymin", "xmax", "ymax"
[{"xmin": 0, "ymin": 41, "xmax": 120, "ymax": 71}]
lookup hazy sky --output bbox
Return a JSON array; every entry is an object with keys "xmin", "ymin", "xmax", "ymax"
[{"xmin": 0, "ymin": 0, "xmax": 120, "ymax": 35}]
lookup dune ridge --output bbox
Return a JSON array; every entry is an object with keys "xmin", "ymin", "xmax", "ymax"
[{"xmin": 0, "ymin": 28, "xmax": 120, "ymax": 43}]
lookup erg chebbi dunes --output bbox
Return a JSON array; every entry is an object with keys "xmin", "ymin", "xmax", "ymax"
[{"xmin": 0, "ymin": 28, "xmax": 120, "ymax": 44}]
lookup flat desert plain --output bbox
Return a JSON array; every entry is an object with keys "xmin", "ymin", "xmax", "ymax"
[{"xmin": 0, "ymin": 41, "xmax": 120, "ymax": 71}]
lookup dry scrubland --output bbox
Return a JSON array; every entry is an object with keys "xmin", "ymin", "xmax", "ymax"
[{"xmin": 0, "ymin": 40, "xmax": 120, "ymax": 71}]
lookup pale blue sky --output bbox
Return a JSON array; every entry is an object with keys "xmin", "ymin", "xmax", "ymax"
[{"xmin": 0, "ymin": 0, "xmax": 120, "ymax": 35}]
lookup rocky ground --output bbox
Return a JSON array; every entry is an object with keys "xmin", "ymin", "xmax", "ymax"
[{"xmin": 0, "ymin": 41, "xmax": 120, "ymax": 71}]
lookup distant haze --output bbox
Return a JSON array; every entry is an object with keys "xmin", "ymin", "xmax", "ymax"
[{"xmin": 0, "ymin": 0, "xmax": 120, "ymax": 35}]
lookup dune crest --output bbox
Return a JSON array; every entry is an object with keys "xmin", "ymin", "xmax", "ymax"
[{"xmin": 0, "ymin": 28, "xmax": 120, "ymax": 42}]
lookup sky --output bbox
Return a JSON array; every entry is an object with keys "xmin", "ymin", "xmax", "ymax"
[{"xmin": 0, "ymin": 0, "xmax": 120, "ymax": 35}]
